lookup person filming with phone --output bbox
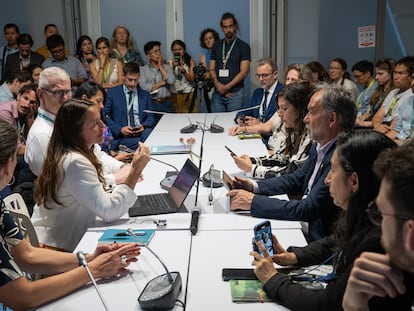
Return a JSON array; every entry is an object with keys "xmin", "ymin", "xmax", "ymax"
[
  {"xmin": 103, "ymin": 62, "xmax": 156, "ymax": 152},
  {"xmin": 250, "ymin": 130, "xmax": 412, "ymax": 310}
]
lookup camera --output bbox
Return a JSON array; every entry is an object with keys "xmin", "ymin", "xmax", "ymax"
[{"xmin": 193, "ymin": 64, "xmax": 206, "ymax": 81}]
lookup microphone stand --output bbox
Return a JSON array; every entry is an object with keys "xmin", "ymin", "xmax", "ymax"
[
  {"xmin": 77, "ymin": 251, "xmax": 111, "ymax": 311},
  {"xmin": 194, "ymin": 114, "xmax": 207, "ymax": 208}
]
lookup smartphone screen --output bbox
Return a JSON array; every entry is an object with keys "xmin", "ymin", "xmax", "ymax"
[{"xmin": 253, "ymin": 221, "xmax": 274, "ymax": 256}]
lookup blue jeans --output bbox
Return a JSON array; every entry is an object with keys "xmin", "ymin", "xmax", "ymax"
[{"xmin": 212, "ymin": 88, "xmax": 243, "ymax": 112}]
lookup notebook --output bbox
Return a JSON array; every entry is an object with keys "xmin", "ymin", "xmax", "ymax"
[
  {"xmin": 98, "ymin": 229, "xmax": 155, "ymax": 246},
  {"xmin": 128, "ymin": 158, "xmax": 199, "ymax": 217}
]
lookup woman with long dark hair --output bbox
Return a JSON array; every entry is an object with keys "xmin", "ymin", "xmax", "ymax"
[
  {"xmin": 170, "ymin": 39, "xmax": 196, "ymax": 112},
  {"xmin": 250, "ymin": 130, "xmax": 407, "ymax": 310},
  {"xmin": 232, "ymin": 82, "xmax": 313, "ymax": 179},
  {"xmin": 32, "ymin": 99, "xmax": 150, "ymax": 252},
  {"xmin": 0, "ymin": 120, "xmax": 140, "ymax": 310},
  {"xmin": 75, "ymin": 35, "xmax": 96, "ymax": 81}
]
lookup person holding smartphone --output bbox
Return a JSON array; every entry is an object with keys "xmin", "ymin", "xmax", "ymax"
[
  {"xmin": 249, "ymin": 131, "xmax": 411, "ymax": 310},
  {"xmin": 103, "ymin": 62, "xmax": 156, "ymax": 152},
  {"xmin": 169, "ymin": 40, "xmax": 196, "ymax": 113}
]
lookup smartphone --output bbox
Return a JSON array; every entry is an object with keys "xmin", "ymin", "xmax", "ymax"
[
  {"xmin": 222, "ymin": 268, "xmax": 257, "ymax": 281},
  {"xmin": 222, "ymin": 171, "xmax": 234, "ymax": 191},
  {"xmin": 224, "ymin": 145, "xmax": 238, "ymax": 157},
  {"xmin": 173, "ymin": 52, "xmax": 181, "ymax": 62},
  {"xmin": 253, "ymin": 221, "xmax": 274, "ymax": 256}
]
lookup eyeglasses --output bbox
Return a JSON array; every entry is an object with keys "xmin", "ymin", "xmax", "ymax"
[
  {"xmin": 41, "ymin": 88, "xmax": 72, "ymax": 98},
  {"xmin": 255, "ymin": 73, "xmax": 273, "ymax": 79},
  {"xmin": 366, "ymin": 201, "xmax": 412, "ymax": 226}
]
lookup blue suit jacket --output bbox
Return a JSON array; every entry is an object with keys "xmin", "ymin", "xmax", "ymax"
[
  {"xmin": 235, "ymin": 82, "xmax": 284, "ymax": 123},
  {"xmin": 103, "ymin": 85, "xmax": 155, "ymax": 150},
  {"xmin": 251, "ymin": 141, "xmax": 339, "ymax": 242}
]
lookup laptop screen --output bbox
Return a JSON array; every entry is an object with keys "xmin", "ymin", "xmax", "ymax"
[{"xmin": 168, "ymin": 159, "xmax": 199, "ymax": 208}]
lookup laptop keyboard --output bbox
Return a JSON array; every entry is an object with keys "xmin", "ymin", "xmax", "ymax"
[{"xmin": 141, "ymin": 194, "xmax": 174, "ymax": 213}]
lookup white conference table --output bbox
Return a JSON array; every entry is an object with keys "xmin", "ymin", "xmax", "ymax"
[
  {"xmin": 39, "ymin": 113, "xmax": 306, "ymax": 310},
  {"xmin": 39, "ymin": 218, "xmax": 306, "ymax": 311}
]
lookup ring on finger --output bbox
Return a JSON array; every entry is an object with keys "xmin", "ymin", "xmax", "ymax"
[{"xmin": 121, "ymin": 255, "xmax": 127, "ymax": 263}]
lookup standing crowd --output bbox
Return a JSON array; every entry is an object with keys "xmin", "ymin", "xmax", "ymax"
[{"xmin": 0, "ymin": 10, "xmax": 413, "ymax": 311}]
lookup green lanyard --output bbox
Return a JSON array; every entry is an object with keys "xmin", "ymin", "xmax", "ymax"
[
  {"xmin": 355, "ymin": 79, "xmax": 376, "ymax": 110},
  {"xmin": 385, "ymin": 96, "xmax": 399, "ymax": 118}
]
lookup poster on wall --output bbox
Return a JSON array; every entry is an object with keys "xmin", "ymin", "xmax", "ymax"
[{"xmin": 358, "ymin": 26, "xmax": 376, "ymax": 48}]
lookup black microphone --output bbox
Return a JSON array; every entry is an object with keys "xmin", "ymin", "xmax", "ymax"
[
  {"xmin": 190, "ymin": 208, "xmax": 200, "ymax": 235},
  {"xmin": 209, "ymin": 115, "xmax": 224, "ymax": 133},
  {"xmin": 77, "ymin": 251, "xmax": 111, "ymax": 311},
  {"xmin": 143, "ymin": 110, "xmax": 197, "ymax": 134},
  {"xmin": 150, "ymin": 156, "xmax": 179, "ymax": 190},
  {"xmin": 126, "ymin": 228, "xmax": 182, "ymax": 310},
  {"xmin": 180, "ymin": 116, "xmax": 198, "ymax": 133}
]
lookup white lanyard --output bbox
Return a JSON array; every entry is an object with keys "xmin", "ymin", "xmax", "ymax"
[{"xmin": 221, "ymin": 38, "xmax": 237, "ymax": 69}]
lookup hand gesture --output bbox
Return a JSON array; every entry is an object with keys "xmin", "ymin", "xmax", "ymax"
[
  {"xmin": 233, "ymin": 155, "xmax": 253, "ymax": 172},
  {"xmin": 250, "ymin": 240, "xmax": 277, "ymax": 284},
  {"xmin": 271, "ymin": 234, "xmax": 298, "ymax": 266},
  {"xmin": 342, "ymin": 252, "xmax": 405, "ymax": 311},
  {"xmin": 228, "ymin": 125, "xmax": 242, "ymax": 136},
  {"xmin": 131, "ymin": 143, "xmax": 151, "ymax": 171},
  {"xmin": 88, "ymin": 242, "xmax": 141, "ymax": 279}
]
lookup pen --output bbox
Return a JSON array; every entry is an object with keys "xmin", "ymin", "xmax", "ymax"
[{"xmin": 114, "ymin": 231, "xmax": 146, "ymax": 236}]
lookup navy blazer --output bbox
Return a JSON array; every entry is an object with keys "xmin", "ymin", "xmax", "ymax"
[
  {"xmin": 251, "ymin": 141, "xmax": 339, "ymax": 242},
  {"xmin": 4, "ymin": 51, "xmax": 44, "ymax": 80},
  {"xmin": 103, "ymin": 85, "xmax": 155, "ymax": 150},
  {"xmin": 235, "ymin": 81, "xmax": 284, "ymax": 123}
]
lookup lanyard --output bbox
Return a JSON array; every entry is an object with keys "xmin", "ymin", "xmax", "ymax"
[
  {"xmin": 355, "ymin": 79, "xmax": 376, "ymax": 109},
  {"xmin": 221, "ymin": 38, "xmax": 237, "ymax": 69},
  {"xmin": 38, "ymin": 111, "xmax": 54, "ymax": 123},
  {"xmin": 116, "ymin": 48, "xmax": 129, "ymax": 63},
  {"xmin": 149, "ymin": 66, "xmax": 161, "ymax": 82},
  {"xmin": 103, "ymin": 61, "xmax": 111, "ymax": 83},
  {"xmin": 127, "ymin": 90, "xmax": 135, "ymax": 112},
  {"xmin": 385, "ymin": 96, "xmax": 399, "ymax": 118}
]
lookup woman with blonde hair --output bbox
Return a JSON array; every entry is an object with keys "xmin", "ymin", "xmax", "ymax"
[{"xmin": 110, "ymin": 25, "xmax": 144, "ymax": 66}]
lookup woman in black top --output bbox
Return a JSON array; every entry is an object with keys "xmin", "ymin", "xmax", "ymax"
[{"xmin": 251, "ymin": 130, "xmax": 414, "ymax": 310}]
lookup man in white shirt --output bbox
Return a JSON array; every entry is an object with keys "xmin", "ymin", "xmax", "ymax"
[{"xmin": 25, "ymin": 67, "xmax": 130, "ymax": 187}]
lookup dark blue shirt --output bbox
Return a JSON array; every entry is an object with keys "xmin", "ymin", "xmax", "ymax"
[{"xmin": 210, "ymin": 38, "xmax": 251, "ymax": 92}]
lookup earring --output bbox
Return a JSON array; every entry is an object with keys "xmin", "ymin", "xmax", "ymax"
[{"xmin": 7, "ymin": 175, "xmax": 15, "ymax": 186}]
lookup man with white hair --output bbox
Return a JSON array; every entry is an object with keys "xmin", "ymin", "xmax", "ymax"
[{"xmin": 25, "ymin": 67, "xmax": 130, "ymax": 187}]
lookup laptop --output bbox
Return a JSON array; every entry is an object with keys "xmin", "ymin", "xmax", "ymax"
[{"xmin": 128, "ymin": 159, "xmax": 199, "ymax": 217}]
